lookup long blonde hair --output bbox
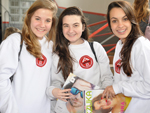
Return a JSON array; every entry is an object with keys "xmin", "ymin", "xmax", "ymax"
[
  {"xmin": 22, "ymin": 0, "xmax": 57, "ymax": 59},
  {"xmin": 133, "ymin": 0, "xmax": 150, "ymax": 23}
]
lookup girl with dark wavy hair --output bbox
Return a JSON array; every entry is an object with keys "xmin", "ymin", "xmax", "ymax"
[
  {"xmin": 102, "ymin": 1, "xmax": 150, "ymax": 113},
  {"xmin": 0, "ymin": 0, "xmax": 57, "ymax": 113},
  {"xmin": 46, "ymin": 6, "xmax": 113, "ymax": 112}
]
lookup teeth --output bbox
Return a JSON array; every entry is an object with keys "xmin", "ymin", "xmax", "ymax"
[
  {"xmin": 37, "ymin": 29, "xmax": 44, "ymax": 31},
  {"xmin": 118, "ymin": 30, "xmax": 125, "ymax": 33},
  {"xmin": 68, "ymin": 34, "xmax": 75, "ymax": 36}
]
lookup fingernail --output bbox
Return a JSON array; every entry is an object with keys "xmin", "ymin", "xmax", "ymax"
[
  {"xmin": 101, "ymin": 97, "xmax": 103, "ymax": 99},
  {"xmin": 106, "ymin": 100, "xmax": 107, "ymax": 102}
]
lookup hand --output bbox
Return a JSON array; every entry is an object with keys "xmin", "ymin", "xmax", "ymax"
[
  {"xmin": 52, "ymin": 88, "xmax": 72, "ymax": 102},
  {"xmin": 102, "ymin": 86, "xmax": 115, "ymax": 100}
]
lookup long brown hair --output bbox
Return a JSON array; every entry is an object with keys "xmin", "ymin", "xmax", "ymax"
[
  {"xmin": 107, "ymin": 1, "xmax": 142, "ymax": 76},
  {"xmin": 22, "ymin": 0, "xmax": 57, "ymax": 59},
  {"xmin": 133, "ymin": 0, "xmax": 150, "ymax": 23},
  {"xmin": 54, "ymin": 6, "xmax": 90, "ymax": 80}
]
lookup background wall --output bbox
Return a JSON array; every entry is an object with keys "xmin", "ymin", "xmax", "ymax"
[{"xmin": 55, "ymin": 0, "xmax": 134, "ymax": 14}]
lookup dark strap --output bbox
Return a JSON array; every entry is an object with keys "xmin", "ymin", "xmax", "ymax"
[
  {"xmin": 18, "ymin": 32, "xmax": 23, "ymax": 61},
  {"xmin": 10, "ymin": 33, "xmax": 23, "ymax": 82},
  {"xmin": 88, "ymin": 42, "xmax": 98, "ymax": 62}
]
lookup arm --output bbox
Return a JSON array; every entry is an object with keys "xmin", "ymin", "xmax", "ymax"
[
  {"xmin": 113, "ymin": 40, "xmax": 150, "ymax": 98},
  {"xmin": 46, "ymin": 54, "xmax": 71, "ymax": 101},
  {"xmin": 94, "ymin": 42, "xmax": 114, "ymax": 89},
  {"xmin": 0, "ymin": 33, "xmax": 21, "ymax": 113}
]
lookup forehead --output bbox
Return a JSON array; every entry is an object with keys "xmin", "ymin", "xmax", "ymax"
[
  {"xmin": 72, "ymin": 79, "xmax": 92, "ymax": 90},
  {"xmin": 33, "ymin": 8, "xmax": 53, "ymax": 18},
  {"xmin": 110, "ymin": 7, "xmax": 126, "ymax": 19},
  {"xmin": 63, "ymin": 15, "xmax": 82, "ymax": 24}
]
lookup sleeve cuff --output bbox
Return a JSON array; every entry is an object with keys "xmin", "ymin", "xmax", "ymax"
[{"xmin": 46, "ymin": 86, "xmax": 56, "ymax": 100}]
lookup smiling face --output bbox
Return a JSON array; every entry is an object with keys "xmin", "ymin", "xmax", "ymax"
[
  {"xmin": 62, "ymin": 15, "xmax": 85, "ymax": 45},
  {"xmin": 94, "ymin": 98, "xmax": 112, "ymax": 110},
  {"xmin": 30, "ymin": 8, "xmax": 53, "ymax": 40},
  {"xmin": 109, "ymin": 7, "xmax": 132, "ymax": 43}
]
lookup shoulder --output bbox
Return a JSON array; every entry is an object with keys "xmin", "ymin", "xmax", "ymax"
[
  {"xmin": 133, "ymin": 36, "xmax": 150, "ymax": 48},
  {"xmin": 132, "ymin": 36, "xmax": 150, "ymax": 55},
  {"xmin": 5, "ymin": 32, "xmax": 21, "ymax": 44},
  {"xmin": 91, "ymin": 41, "xmax": 103, "ymax": 50},
  {"xmin": 2, "ymin": 33, "xmax": 21, "ymax": 47}
]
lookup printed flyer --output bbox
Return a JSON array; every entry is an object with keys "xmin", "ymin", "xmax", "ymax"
[
  {"xmin": 84, "ymin": 90, "xmax": 131, "ymax": 113},
  {"xmin": 54, "ymin": 73, "xmax": 99, "ymax": 113}
]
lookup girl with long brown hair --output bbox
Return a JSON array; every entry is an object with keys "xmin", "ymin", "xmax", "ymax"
[
  {"xmin": 0, "ymin": 0, "xmax": 57, "ymax": 113},
  {"xmin": 102, "ymin": 1, "xmax": 150, "ymax": 113},
  {"xmin": 46, "ymin": 6, "xmax": 113, "ymax": 113}
]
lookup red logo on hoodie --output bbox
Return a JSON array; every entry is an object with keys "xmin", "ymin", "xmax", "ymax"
[
  {"xmin": 115, "ymin": 59, "xmax": 121, "ymax": 74},
  {"xmin": 79, "ymin": 55, "xmax": 93, "ymax": 69},
  {"xmin": 36, "ymin": 54, "xmax": 47, "ymax": 67}
]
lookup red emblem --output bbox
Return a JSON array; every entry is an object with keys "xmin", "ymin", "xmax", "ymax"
[
  {"xmin": 79, "ymin": 55, "xmax": 93, "ymax": 69},
  {"xmin": 115, "ymin": 59, "xmax": 121, "ymax": 74},
  {"xmin": 36, "ymin": 54, "xmax": 47, "ymax": 67}
]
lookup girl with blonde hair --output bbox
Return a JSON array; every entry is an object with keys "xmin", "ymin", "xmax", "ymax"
[{"xmin": 0, "ymin": 0, "xmax": 57, "ymax": 113}]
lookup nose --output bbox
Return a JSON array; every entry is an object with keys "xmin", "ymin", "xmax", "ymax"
[
  {"xmin": 68, "ymin": 26, "xmax": 74, "ymax": 33},
  {"xmin": 75, "ymin": 93, "xmax": 81, "ymax": 99},
  {"xmin": 40, "ymin": 21, "xmax": 45, "ymax": 27},
  {"xmin": 118, "ymin": 20, "xmax": 123, "ymax": 28}
]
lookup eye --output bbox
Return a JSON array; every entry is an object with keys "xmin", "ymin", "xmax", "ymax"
[
  {"xmin": 123, "ymin": 17, "xmax": 128, "ymax": 21},
  {"xmin": 63, "ymin": 25, "xmax": 69, "ymax": 28},
  {"xmin": 98, "ymin": 100, "xmax": 101, "ymax": 104},
  {"xmin": 73, "ymin": 24, "xmax": 79, "ymax": 27},
  {"xmin": 46, "ymin": 19, "xmax": 51, "ymax": 22},
  {"xmin": 111, "ymin": 20, "xmax": 117, "ymax": 23},
  {"xmin": 35, "ymin": 17, "xmax": 40, "ymax": 20}
]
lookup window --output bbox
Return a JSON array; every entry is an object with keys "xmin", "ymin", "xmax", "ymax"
[{"xmin": 9, "ymin": 0, "xmax": 36, "ymax": 23}]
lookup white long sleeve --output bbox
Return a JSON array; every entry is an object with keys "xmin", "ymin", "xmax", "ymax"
[
  {"xmin": 112, "ymin": 36, "xmax": 150, "ymax": 113},
  {"xmin": 0, "ymin": 33, "xmax": 52, "ymax": 113},
  {"xmin": 0, "ymin": 33, "xmax": 21, "ymax": 113}
]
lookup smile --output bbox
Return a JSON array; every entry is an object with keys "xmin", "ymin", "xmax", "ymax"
[
  {"xmin": 37, "ymin": 28, "xmax": 45, "ymax": 32},
  {"xmin": 117, "ymin": 29, "xmax": 126, "ymax": 33},
  {"xmin": 68, "ymin": 33, "xmax": 76, "ymax": 37}
]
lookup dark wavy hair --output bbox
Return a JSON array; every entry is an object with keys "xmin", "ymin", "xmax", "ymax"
[
  {"xmin": 53, "ymin": 6, "xmax": 90, "ymax": 80},
  {"xmin": 107, "ymin": 1, "xmax": 142, "ymax": 76}
]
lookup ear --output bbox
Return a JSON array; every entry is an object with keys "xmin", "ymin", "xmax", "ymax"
[{"xmin": 82, "ymin": 24, "xmax": 85, "ymax": 32}]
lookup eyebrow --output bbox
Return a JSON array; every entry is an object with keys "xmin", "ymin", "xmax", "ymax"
[
  {"xmin": 110, "ymin": 15, "xmax": 127, "ymax": 20},
  {"xmin": 63, "ymin": 22, "xmax": 80, "ymax": 25},
  {"xmin": 35, "ymin": 16, "xmax": 52, "ymax": 20}
]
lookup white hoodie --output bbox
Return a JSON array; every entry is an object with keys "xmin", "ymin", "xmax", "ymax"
[
  {"xmin": 0, "ymin": 33, "xmax": 52, "ymax": 113},
  {"xmin": 47, "ymin": 40, "xmax": 113, "ymax": 112},
  {"xmin": 113, "ymin": 36, "xmax": 150, "ymax": 113}
]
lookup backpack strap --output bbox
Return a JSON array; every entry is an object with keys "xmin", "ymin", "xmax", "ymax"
[
  {"xmin": 88, "ymin": 42, "xmax": 98, "ymax": 62},
  {"xmin": 18, "ymin": 32, "xmax": 23, "ymax": 61},
  {"xmin": 10, "ymin": 33, "xmax": 23, "ymax": 82}
]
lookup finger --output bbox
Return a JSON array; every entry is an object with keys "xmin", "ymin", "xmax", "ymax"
[
  {"xmin": 62, "ymin": 89, "xmax": 71, "ymax": 92},
  {"xmin": 106, "ymin": 91, "xmax": 109, "ymax": 100},
  {"xmin": 102, "ymin": 90, "xmax": 107, "ymax": 99},
  {"xmin": 59, "ymin": 96, "xmax": 68, "ymax": 102}
]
